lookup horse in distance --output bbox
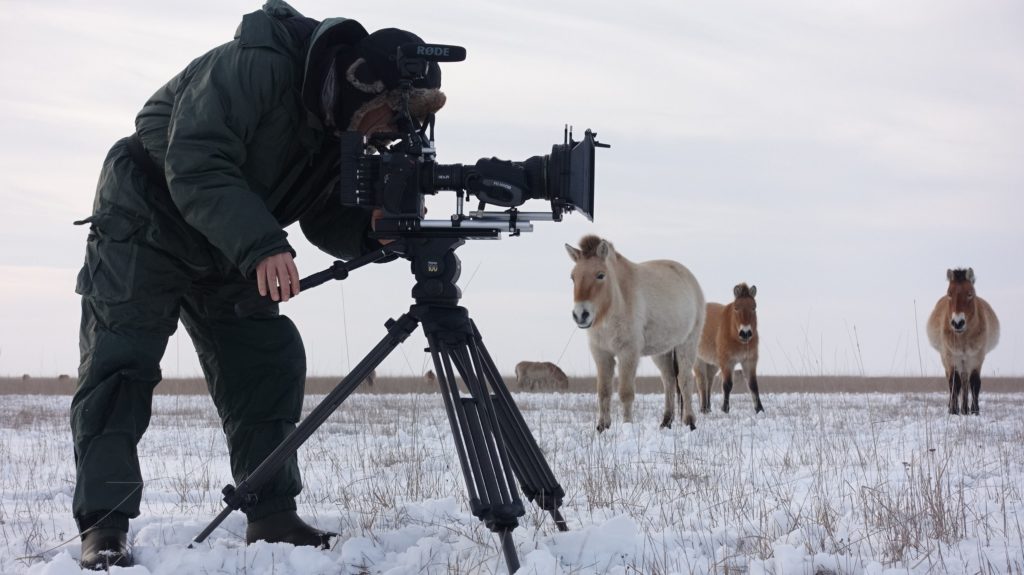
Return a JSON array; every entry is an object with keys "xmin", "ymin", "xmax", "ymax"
[
  {"xmin": 566, "ymin": 235, "xmax": 705, "ymax": 431},
  {"xmin": 514, "ymin": 361, "xmax": 570, "ymax": 391},
  {"xmin": 926, "ymin": 268, "xmax": 1000, "ymax": 415},
  {"xmin": 695, "ymin": 283, "xmax": 764, "ymax": 414}
]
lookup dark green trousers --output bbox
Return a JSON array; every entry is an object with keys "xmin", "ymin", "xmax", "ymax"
[{"xmin": 71, "ymin": 138, "xmax": 306, "ymax": 531}]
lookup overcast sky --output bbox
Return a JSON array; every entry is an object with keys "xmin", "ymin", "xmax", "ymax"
[{"xmin": 1, "ymin": 0, "xmax": 1021, "ymax": 381}]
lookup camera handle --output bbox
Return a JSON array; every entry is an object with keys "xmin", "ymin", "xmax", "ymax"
[
  {"xmin": 233, "ymin": 242, "xmax": 406, "ymax": 318},
  {"xmin": 195, "ymin": 234, "xmax": 568, "ymax": 574}
]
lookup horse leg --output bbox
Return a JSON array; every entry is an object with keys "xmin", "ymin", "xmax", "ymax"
[
  {"xmin": 705, "ymin": 363, "xmax": 718, "ymax": 413},
  {"xmin": 969, "ymin": 367, "xmax": 981, "ymax": 415},
  {"xmin": 702, "ymin": 363, "xmax": 715, "ymax": 414},
  {"xmin": 675, "ymin": 339, "xmax": 699, "ymax": 430},
  {"xmin": 593, "ymin": 350, "xmax": 616, "ymax": 432},
  {"xmin": 653, "ymin": 352, "xmax": 679, "ymax": 428},
  {"xmin": 742, "ymin": 359, "xmax": 764, "ymax": 413},
  {"xmin": 960, "ymin": 369, "xmax": 971, "ymax": 414},
  {"xmin": 691, "ymin": 364, "xmax": 702, "ymax": 413},
  {"xmin": 720, "ymin": 362, "xmax": 733, "ymax": 413},
  {"xmin": 616, "ymin": 353, "xmax": 639, "ymax": 425},
  {"xmin": 693, "ymin": 361, "xmax": 708, "ymax": 414},
  {"xmin": 948, "ymin": 368, "xmax": 961, "ymax": 415}
]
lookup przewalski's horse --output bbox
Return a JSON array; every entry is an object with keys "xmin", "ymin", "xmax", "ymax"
[
  {"xmin": 515, "ymin": 361, "xmax": 570, "ymax": 391},
  {"xmin": 926, "ymin": 268, "xmax": 1000, "ymax": 415},
  {"xmin": 695, "ymin": 283, "xmax": 764, "ymax": 414},
  {"xmin": 566, "ymin": 235, "xmax": 705, "ymax": 431}
]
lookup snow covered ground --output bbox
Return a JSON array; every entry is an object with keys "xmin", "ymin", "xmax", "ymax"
[{"xmin": 2, "ymin": 389, "xmax": 1022, "ymax": 574}]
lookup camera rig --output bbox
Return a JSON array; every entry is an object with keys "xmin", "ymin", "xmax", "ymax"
[
  {"xmin": 195, "ymin": 41, "xmax": 607, "ymax": 573},
  {"xmin": 337, "ymin": 42, "xmax": 608, "ymax": 238}
]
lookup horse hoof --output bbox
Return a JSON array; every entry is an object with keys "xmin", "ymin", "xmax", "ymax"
[
  {"xmin": 755, "ymin": 406, "xmax": 764, "ymax": 414},
  {"xmin": 722, "ymin": 405, "xmax": 730, "ymax": 414},
  {"xmin": 688, "ymin": 422, "xmax": 696, "ymax": 431}
]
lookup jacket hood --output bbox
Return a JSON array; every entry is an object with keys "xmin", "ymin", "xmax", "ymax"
[{"xmin": 301, "ymin": 18, "xmax": 370, "ymax": 128}]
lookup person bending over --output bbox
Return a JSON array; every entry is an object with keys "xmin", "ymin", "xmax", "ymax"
[{"xmin": 70, "ymin": 0, "xmax": 445, "ymax": 568}]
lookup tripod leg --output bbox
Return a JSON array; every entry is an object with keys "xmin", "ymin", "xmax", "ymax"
[
  {"xmin": 423, "ymin": 312, "xmax": 528, "ymax": 571},
  {"xmin": 191, "ymin": 312, "xmax": 420, "ymax": 546},
  {"xmin": 498, "ymin": 528, "xmax": 520, "ymax": 573},
  {"xmin": 429, "ymin": 334, "xmax": 524, "ymax": 528},
  {"xmin": 468, "ymin": 321, "xmax": 569, "ymax": 532},
  {"xmin": 420, "ymin": 305, "xmax": 571, "ymax": 573}
]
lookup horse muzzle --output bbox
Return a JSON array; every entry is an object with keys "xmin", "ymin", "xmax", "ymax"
[
  {"xmin": 738, "ymin": 326, "xmax": 753, "ymax": 343},
  {"xmin": 950, "ymin": 313, "xmax": 967, "ymax": 333},
  {"xmin": 573, "ymin": 303, "xmax": 594, "ymax": 329}
]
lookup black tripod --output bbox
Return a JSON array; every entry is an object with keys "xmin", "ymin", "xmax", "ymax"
[{"xmin": 192, "ymin": 233, "xmax": 568, "ymax": 572}]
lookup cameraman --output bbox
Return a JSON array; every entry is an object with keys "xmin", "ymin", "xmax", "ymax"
[{"xmin": 70, "ymin": 0, "xmax": 446, "ymax": 568}]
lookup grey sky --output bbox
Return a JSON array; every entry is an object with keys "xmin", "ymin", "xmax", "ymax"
[{"xmin": 1, "ymin": 0, "xmax": 1021, "ymax": 379}]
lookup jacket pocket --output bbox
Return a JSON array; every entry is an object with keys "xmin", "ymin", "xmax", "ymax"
[{"xmin": 74, "ymin": 211, "xmax": 146, "ymax": 302}]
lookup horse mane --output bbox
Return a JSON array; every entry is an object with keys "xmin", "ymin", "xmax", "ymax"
[
  {"xmin": 950, "ymin": 268, "xmax": 971, "ymax": 282},
  {"xmin": 579, "ymin": 235, "xmax": 611, "ymax": 258}
]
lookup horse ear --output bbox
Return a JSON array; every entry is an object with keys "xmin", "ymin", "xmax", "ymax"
[
  {"xmin": 946, "ymin": 269, "xmax": 954, "ymax": 282},
  {"xmin": 967, "ymin": 268, "xmax": 975, "ymax": 284},
  {"xmin": 749, "ymin": 285, "xmax": 757, "ymax": 298},
  {"xmin": 596, "ymin": 240, "xmax": 611, "ymax": 260},
  {"xmin": 733, "ymin": 284, "xmax": 743, "ymax": 298},
  {"xmin": 565, "ymin": 243, "xmax": 581, "ymax": 262}
]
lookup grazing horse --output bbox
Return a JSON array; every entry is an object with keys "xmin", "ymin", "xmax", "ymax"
[
  {"xmin": 515, "ymin": 361, "xmax": 570, "ymax": 391},
  {"xmin": 695, "ymin": 283, "xmax": 764, "ymax": 414},
  {"xmin": 926, "ymin": 268, "xmax": 1000, "ymax": 415},
  {"xmin": 566, "ymin": 235, "xmax": 705, "ymax": 431}
]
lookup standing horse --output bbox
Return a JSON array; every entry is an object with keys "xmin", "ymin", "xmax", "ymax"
[
  {"xmin": 695, "ymin": 283, "xmax": 764, "ymax": 414},
  {"xmin": 566, "ymin": 235, "xmax": 705, "ymax": 431},
  {"xmin": 926, "ymin": 268, "xmax": 1000, "ymax": 415}
]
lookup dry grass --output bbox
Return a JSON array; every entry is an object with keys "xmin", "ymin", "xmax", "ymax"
[{"xmin": 3, "ymin": 375, "xmax": 1022, "ymax": 396}]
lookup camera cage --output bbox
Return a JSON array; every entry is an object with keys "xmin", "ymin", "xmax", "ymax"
[{"xmin": 339, "ymin": 42, "xmax": 608, "ymax": 239}]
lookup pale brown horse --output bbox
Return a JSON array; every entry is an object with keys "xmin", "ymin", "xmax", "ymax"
[
  {"xmin": 926, "ymin": 268, "xmax": 1000, "ymax": 415},
  {"xmin": 695, "ymin": 283, "xmax": 763, "ymax": 414},
  {"xmin": 566, "ymin": 235, "xmax": 705, "ymax": 431}
]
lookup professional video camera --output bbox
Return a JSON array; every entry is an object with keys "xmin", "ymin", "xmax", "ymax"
[{"xmin": 336, "ymin": 42, "xmax": 607, "ymax": 236}]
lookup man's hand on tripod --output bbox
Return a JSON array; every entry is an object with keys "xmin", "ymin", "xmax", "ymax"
[{"xmin": 256, "ymin": 252, "xmax": 301, "ymax": 302}]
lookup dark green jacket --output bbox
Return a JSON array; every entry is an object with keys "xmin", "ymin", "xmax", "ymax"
[{"xmin": 135, "ymin": 0, "xmax": 371, "ymax": 277}]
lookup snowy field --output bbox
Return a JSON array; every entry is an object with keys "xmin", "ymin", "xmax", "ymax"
[{"xmin": 2, "ymin": 390, "xmax": 1023, "ymax": 574}]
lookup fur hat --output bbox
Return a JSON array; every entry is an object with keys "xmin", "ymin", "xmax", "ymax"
[{"xmin": 324, "ymin": 28, "xmax": 446, "ymax": 131}]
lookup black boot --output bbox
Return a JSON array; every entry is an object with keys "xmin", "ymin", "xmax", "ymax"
[
  {"xmin": 80, "ymin": 528, "xmax": 132, "ymax": 570},
  {"xmin": 245, "ymin": 510, "xmax": 336, "ymax": 549}
]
